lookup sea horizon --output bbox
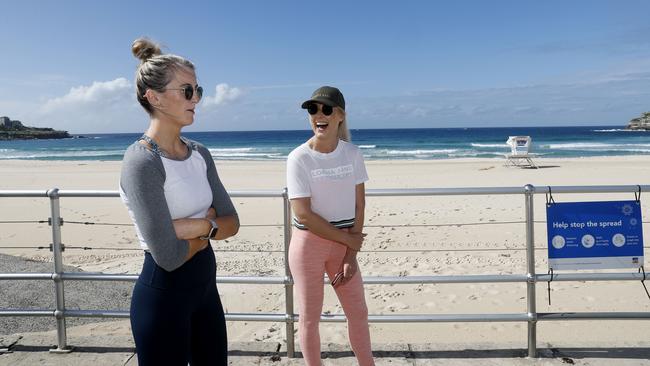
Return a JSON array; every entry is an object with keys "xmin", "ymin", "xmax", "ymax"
[{"xmin": 1, "ymin": 125, "xmax": 649, "ymax": 161}]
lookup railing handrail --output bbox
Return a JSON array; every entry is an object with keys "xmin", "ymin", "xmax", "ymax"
[
  {"xmin": 3, "ymin": 272, "xmax": 650, "ymax": 284},
  {"xmin": 2, "ymin": 184, "xmax": 649, "ymax": 198},
  {"xmin": 0, "ymin": 185, "xmax": 648, "ymax": 358}
]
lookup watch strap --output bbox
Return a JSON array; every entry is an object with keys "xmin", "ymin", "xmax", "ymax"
[{"xmin": 200, "ymin": 218, "xmax": 219, "ymax": 240}]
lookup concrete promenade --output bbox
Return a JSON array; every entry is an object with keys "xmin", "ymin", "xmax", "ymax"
[{"xmin": 2, "ymin": 327, "xmax": 650, "ymax": 366}]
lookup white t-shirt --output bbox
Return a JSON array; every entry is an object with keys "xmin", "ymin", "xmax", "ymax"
[
  {"xmin": 286, "ymin": 140, "xmax": 368, "ymax": 226},
  {"xmin": 120, "ymin": 150, "xmax": 213, "ymax": 250},
  {"xmin": 159, "ymin": 152, "xmax": 213, "ymax": 220}
]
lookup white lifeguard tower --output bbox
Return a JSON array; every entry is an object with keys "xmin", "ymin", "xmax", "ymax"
[{"xmin": 505, "ymin": 136, "xmax": 537, "ymax": 168}]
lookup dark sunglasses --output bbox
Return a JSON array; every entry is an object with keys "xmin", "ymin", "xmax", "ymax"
[
  {"xmin": 166, "ymin": 85, "xmax": 203, "ymax": 101},
  {"xmin": 307, "ymin": 103, "xmax": 333, "ymax": 116}
]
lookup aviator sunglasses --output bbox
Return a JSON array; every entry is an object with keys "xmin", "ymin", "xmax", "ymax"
[
  {"xmin": 166, "ymin": 85, "xmax": 204, "ymax": 101},
  {"xmin": 306, "ymin": 103, "xmax": 334, "ymax": 116}
]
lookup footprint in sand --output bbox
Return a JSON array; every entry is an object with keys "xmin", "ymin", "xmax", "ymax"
[{"xmin": 385, "ymin": 302, "xmax": 409, "ymax": 312}]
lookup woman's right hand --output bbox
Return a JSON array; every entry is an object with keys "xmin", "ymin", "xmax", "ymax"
[{"xmin": 345, "ymin": 231, "xmax": 366, "ymax": 251}]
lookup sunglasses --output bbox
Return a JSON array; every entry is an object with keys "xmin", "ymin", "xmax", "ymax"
[
  {"xmin": 166, "ymin": 85, "xmax": 203, "ymax": 101},
  {"xmin": 307, "ymin": 103, "xmax": 333, "ymax": 116}
]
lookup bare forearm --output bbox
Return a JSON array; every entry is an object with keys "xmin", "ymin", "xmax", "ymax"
[
  {"xmin": 174, "ymin": 215, "xmax": 239, "ymax": 240},
  {"xmin": 213, "ymin": 215, "xmax": 239, "ymax": 240},
  {"xmin": 350, "ymin": 207, "xmax": 364, "ymax": 234},
  {"xmin": 344, "ymin": 246, "xmax": 358, "ymax": 259},
  {"xmin": 351, "ymin": 183, "xmax": 366, "ymax": 234},
  {"xmin": 298, "ymin": 211, "xmax": 350, "ymax": 244},
  {"xmin": 173, "ymin": 218, "xmax": 211, "ymax": 240},
  {"xmin": 291, "ymin": 197, "xmax": 364, "ymax": 251}
]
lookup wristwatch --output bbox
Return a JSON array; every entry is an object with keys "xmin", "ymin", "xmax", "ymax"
[{"xmin": 200, "ymin": 218, "xmax": 219, "ymax": 240}]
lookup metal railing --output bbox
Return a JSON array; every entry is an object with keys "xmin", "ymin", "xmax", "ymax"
[{"xmin": 1, "ymin": 185, "xmax": 649, "ymax": 358}]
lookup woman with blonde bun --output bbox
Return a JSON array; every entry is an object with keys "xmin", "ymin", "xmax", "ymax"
[{"xmin": 120, "ymin": 37, "xmax": 239, "ymax": 365}]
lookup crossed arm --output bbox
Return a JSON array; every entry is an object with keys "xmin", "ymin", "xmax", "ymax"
[
  {"xmin": 172, "ymin": 208, "xmax": 240, "ymax": 261},
  {"xmin": 290, "ymin": 183, "xmax": 366, "ymax": 285}
]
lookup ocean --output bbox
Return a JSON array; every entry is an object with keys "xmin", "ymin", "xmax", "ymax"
[{"xmin": 0, "ymin": 126, "xmax": 649, "ymax": 161}]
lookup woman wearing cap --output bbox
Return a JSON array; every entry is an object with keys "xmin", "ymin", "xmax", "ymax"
[
  {"xmin": 287, "ymin": 86, "xmax": 374, "ymax": 365},
  {"xmin": 119, "ymin": 38, "xmax": 239, "ymax": 365}
]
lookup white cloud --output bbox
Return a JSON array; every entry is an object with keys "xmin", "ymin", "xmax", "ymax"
[
  {"xmin": 201, "ymin": 83, "xmax": 243, "ymax": 108},
  {"xmin": 34, "ymin": 78, "xmax": 143, "ymax": 133},
  {"xmin": 41, "ymin": 78, "xmax": 132, "ymax": 112},
  {"xmin": 29, "ymin": 80, "xmax": 245, "ymax": 133}
]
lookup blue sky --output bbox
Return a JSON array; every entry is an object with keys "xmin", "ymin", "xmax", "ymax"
[{"xmin": 1, "ymin": 0, "xmax": 649, "ymax": 133}]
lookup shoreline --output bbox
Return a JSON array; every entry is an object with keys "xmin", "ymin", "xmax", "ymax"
[
  {"xmin": 2, "ymin": 154, "xmax": 650, "ymax": 161},
  {"xmin": 2, "ymin": 155, "xmax": 648, "ymax": 190},
  {"xmin": 1, "ymin": 154, "xmax": 649, "ymax": 162}
]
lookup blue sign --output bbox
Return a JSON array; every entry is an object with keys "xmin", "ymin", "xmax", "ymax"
[{"xmin": 546, "ymin": 200, "xmax": 644, "ymax": 270}]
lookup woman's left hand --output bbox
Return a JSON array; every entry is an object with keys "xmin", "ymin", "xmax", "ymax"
[{"xmin": 337, "ymin": 249, "xmax": 358, "ymax": 287}]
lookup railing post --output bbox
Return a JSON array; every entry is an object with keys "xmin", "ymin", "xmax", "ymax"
[
  {"xmin": 282, "ymin": 188, "xmax": 295, "ymax": 358},
  {"xmin": 47, "ymin": 188, "xmax": 72, "ymax": 353},
  {"xmin": 524, "ymin": 184, "xmax": 537, "ymax": 358}
]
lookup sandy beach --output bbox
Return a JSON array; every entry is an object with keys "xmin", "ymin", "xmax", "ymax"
[{"xmin": 1, "ymin": 156, "xmax": 650, "ymax": 364}]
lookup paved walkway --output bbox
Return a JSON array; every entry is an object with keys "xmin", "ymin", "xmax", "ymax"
[{"xmin": 2, "ymin": 329, "xmax": 650, "ymax": 365}]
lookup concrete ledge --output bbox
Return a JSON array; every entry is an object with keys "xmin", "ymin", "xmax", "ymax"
[{"xmin": 2, "ymin": 329, "xmax": 650, "ymax": 366}]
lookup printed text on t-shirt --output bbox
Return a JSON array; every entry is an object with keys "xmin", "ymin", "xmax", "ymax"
[{"xmin": 310, "ymin": 165, "xmax": 353, "ymax": 180}]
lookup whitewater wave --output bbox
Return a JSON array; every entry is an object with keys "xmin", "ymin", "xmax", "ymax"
[
  {"xmin": 450, "ymin": 151, "xmax": 507, "ymax": 157},
  {"xmin": 210, "ymin": 152, "xmax": 285, "ymax": 159},
  {"xmin": 608, "ymin": 148, "xmax": 650, "ymax": 153},
  {"xmin": 0, "ymin": 150, "xmax": 125, "ymax": 159},
  {"xmin": 548, "ymin": 142, "xmax": 650, "ymax": 149},
  {"xmin": 208, "ymin": 147, "xmax": 256, "ymax": 153},
  {"xmin": 386, "ymin": 149, "xmax": 459, "ymax": 155},
  {"xmin": 207, "ymin": 147, "xmax": 290, "ymax": 159},
  {"xmin": 211, "ymin": 154, "xmax": 286, "ymax": 160},
  {"xmin": 470, "ymin": 143, "xmax": 507, "ymax": 148}
]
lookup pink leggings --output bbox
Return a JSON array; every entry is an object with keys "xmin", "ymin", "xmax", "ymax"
[{"xmin": 288, "ymin": 228, "xmax": 374, "ymax": 366}]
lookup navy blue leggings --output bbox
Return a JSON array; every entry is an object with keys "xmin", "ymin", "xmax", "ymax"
[{"xmin": 130, "ymin": 245, "xmax": 227, "ymax": 365}]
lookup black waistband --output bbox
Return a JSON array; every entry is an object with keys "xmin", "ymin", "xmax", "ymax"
[
  {"xmin": 139, "ymin": 245, "xmax": 215, "ymax": 290},
  {"xmin": 292, "ymin": 217, "xmax": 355, "ymax": 230}
]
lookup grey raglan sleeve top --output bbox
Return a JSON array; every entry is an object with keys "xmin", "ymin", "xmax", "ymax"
[
  {"xmin": 195, "ymin": 143, "xmax": 238, "ymax": 220},
  {"xmin": 120, "ymin": 142, "xmax": 237, "ymax": 272}
]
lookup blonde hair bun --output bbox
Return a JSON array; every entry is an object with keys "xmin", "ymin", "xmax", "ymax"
[{"xmin": 132, "ymin": 38, "xmax": 162, "ymax": 63}]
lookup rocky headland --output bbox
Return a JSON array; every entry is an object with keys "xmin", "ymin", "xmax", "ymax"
[
  {"xmin": 0, "ymin": 116, "xmax": 71, "ymax": 140},
  {"xmin": 626, "ymin": 112, "xmax": 650, "ymax": 130}
]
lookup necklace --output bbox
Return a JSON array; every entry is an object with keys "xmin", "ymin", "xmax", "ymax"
[{"xmin": 139, "ymin": 134, "xmax": 188, "ymax": 159}]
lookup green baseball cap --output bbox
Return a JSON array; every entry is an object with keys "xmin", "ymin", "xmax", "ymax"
[{"xmin": 301, "ymin": 86, "xmax": 345, "ymax": 111}]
